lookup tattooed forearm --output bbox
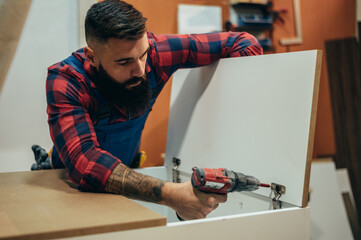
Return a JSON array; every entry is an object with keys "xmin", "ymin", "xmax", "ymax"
[{"xmin": 105, "ymin": 163, "xmax": 164, "ymax": 203}]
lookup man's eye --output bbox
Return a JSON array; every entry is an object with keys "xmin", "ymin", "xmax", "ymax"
[
  {"xmin": 140, "ymin": 54, "xmax": 147, "ymax": 60},
  {"xmin": 118, "ymin": 61, "xmax": 129, "ymax": 66}
]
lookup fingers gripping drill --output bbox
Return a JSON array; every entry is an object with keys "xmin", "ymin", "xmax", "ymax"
[{"xmin": 176, "ymin": 167, "xmax": 270, "ymax": 221}]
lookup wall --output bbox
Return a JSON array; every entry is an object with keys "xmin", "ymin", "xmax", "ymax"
[
  {"xmin": 0, "ymin": 0, "xmax": 78, "ymax": 172},
  {"xmin": 271, "ymin": 0, "xmax": 356, "ymax": 158}
]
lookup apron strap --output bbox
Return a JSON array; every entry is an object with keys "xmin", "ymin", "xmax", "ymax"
[{"xmin": 97, "ymin": 104, "xmax": 111, "ymax": 126}]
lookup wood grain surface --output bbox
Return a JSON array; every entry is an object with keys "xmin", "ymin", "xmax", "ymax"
[{"xmin": 0, "ymin": 170, "xmax": 166, "ymax": 240}]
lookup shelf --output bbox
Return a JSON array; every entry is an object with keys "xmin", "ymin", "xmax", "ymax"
[
  {"xmin": 232, "ymin": 2, "xmax": 269, "ymax": 9},
  {"xmin": 229, "ymin": 1, "xmax": 275, "ymax": 52},
  {"xmin": 233, "ymin": 25, "xmax": 273, "ymax": 32}
]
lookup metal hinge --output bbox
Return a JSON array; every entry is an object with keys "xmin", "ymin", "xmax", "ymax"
[
  {"xmin": 172, "ymin": 157, "xmax": 181, "ymax": 183},
  {"xmin": 271, "ymin": 183, "xmax": 286, "ymax": 209}
]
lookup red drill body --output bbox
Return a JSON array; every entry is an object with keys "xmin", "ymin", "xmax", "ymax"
[{"xmin": 191, "ymin": 167, "xmax": 270, "ymax": 194}]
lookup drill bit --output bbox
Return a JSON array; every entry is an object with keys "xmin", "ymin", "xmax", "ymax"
[{"xmin": 259, "ymin": 183, "xmax": 271, "ymax": 188}]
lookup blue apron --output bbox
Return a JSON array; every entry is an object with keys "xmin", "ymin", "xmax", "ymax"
[{"xmin": 51, "ymin": 51, "xmax": 163, "ymax": 168}]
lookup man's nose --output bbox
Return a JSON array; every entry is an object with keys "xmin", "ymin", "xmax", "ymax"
[{"xmin": 131, "ymin": 59, "xmax": 145, "ymax": 77}]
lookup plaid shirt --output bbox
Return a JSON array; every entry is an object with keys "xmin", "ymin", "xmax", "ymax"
[{"xmin": 46, "ymin": 31, "xmax": 263, "ymax": 192}]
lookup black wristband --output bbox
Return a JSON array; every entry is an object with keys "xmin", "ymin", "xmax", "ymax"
[{"xmin": 176, "ymin": 212, "xmax": 185, "ymax": 221}]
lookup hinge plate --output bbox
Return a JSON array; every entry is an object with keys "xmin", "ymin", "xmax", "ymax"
[{"xmin": 271, "ymin": 183, "xmax": 286, "ymax": 209}]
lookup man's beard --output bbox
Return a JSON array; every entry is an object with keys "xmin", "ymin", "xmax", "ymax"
[{"xmin": 93, "ymin": 63, "xmax": 152, "ymax": 117}]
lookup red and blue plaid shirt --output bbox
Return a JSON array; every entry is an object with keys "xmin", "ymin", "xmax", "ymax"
[{"xmin": 46, "ymin": 32, "xmax": 263, "ymax": 192}]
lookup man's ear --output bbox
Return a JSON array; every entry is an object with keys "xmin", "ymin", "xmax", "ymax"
[{"xmin": 84, "ymin": 46, "xmax": 98, "ymax": 67}]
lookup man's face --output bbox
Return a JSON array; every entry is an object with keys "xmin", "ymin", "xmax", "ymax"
[
  {"xmin": 90, "ymin": 32, "xmax": 149, "ymax": 86},
  {"xmin": 86, "ymin": 33, "xmax": 152, "ymax": 116}
]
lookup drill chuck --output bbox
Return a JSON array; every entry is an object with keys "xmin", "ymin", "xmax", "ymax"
[{"xmin": 233, "ymin": 172, "xmax": 260, "ymax": 191}]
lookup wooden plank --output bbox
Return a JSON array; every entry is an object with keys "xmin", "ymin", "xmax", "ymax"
[
  {"xmin": 0, "ymin": 170, "xmax": 166, "ymax": 240},
  {"xmin": 165, "ymin": 50, "xmax": 321, "ymax": 207},
  {"xmin": 343, "ymin": 193, "xmax": 361, "ymax": 239},
  {"xmin": 303, "ymin": 50, "xmax": 322, "ymax": 206},
  {"xmin": 0, "ymin": 0, "xmax": 32, "ymax": 94},
  {"xmin": 325, "ymin": 37, "xmax": 361, "ymax": 225}
]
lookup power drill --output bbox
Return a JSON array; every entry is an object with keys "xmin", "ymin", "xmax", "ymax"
[
  {"xmin": 176, "ymin": 166, "xmax": 270, "ymax": 221},
  {"xmin": 191, "ymin": 166, "xmax": 270, "ymax": 194}
]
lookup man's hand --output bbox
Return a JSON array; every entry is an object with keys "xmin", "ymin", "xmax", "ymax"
[
  {"xmin": 105, "ymin": 164, "xmax": 227, "ymax": 220},
  {"xmin": 161, "ymin": 181, "xmax": 227, "ymax": 220}
]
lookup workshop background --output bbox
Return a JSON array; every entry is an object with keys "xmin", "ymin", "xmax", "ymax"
[{"xmin": 0, "ymin": 0, "xmax": 360, "ymax": 239}]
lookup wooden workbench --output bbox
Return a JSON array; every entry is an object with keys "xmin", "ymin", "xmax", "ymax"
[{"xmin": 0, "ymin": 170, "xmax": 166, "ymax": 240}]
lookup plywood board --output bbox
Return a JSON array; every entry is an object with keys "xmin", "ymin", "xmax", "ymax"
[
  {"xmin": 165, "ymin": 50, "xmax": 321, "ymax": 207},
  {"xmin": 60, "ymin": 207, "xmax": 310, "ymax": 240},
  {"xmin": 0, "ymin": 170, "xmax": 166, "ymax": 240}
]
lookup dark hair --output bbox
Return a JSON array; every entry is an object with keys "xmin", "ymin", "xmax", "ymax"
[{"xmin": 85, "ymin": 0, "xmax": 147, "ymax": 45}]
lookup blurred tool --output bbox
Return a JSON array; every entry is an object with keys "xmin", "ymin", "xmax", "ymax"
[
  {"xmin": 31, "ymin": 144, "xmax": 52, "ymax": 170},
  {"xmin": 129, "ymin": 150, "xmax": 147, "ymax": 168}
]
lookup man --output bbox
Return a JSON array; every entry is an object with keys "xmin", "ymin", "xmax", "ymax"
[{"xmin": 46, "ymin": 0, "xmax": 262, "ymax": 220}]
